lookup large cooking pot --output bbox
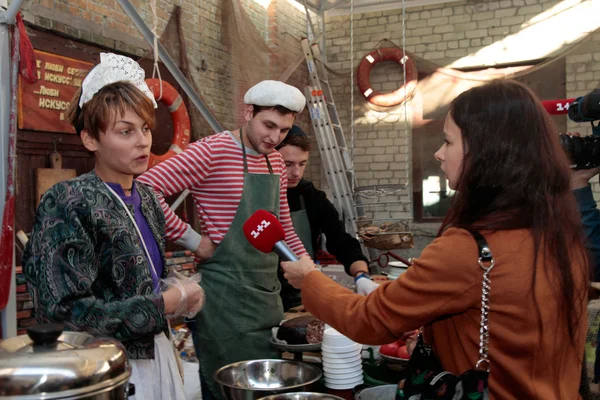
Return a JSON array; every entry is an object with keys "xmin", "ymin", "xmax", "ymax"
[{"xmin": 0, "ymin": 323, "xmax": 133, "ymax": 399}]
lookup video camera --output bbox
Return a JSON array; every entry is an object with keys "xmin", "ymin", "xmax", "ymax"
[{"xmin": 560, "ymin": 89, "xmax": 600, "ymax": 170}]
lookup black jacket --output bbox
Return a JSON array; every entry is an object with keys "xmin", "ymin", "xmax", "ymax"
[
  {"xmin": 278, "ymin": 179, "xmax": 369, "ymax": 310},
  {"xmin": 287, "ymin": 179, "xmax": 368, "ymax": 273}
]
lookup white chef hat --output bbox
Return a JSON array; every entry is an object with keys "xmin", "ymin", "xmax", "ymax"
[
  {"xmin": 79, "ymin": 53, "xmax": 157, "ymax": 109},
  {"xmin": 244, "ymin": 80, "xmax": 306, "ymax": 113}
]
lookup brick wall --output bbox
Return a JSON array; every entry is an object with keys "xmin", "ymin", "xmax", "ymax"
[
  {"xmin": 11, "ymin": 0, "xmax": 600, "ymax": 243},
  {"xmin": 266, "ymin": 0, "xmax": 314, "ymax": 179},
  {"xmin": 14, "ymin": 266, "xmax": 34, "ymax": 335},
  {"xmin": 566, "ymin": 31, "xmax": 600, "ymax": 198},
  {"xmin": 321, "ymin": 0, "xmax": 600, "ymax": 228},
  {"xmin": 18, "ymin": 0, "xmax": 305, "ymax": 131}
]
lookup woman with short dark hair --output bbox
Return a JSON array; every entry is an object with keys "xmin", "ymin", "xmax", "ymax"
[{"xmin": 24, "ymin": 54, "xmax": 205, "ymax": 400}]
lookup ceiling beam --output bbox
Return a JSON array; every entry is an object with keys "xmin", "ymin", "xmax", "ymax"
[{"xmin": 325, "ymin": 0, "xmax": 458, "ymax": 17}]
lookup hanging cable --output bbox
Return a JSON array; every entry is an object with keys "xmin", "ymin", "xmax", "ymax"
[
  {"xmin": 350, "ymin": 0, "xmax": 355, "ymax": 193},
  {"xmin": 150, "ymin": 0, "xmax": 163, "ymax": 100},
  {"xmin": 401, "ymin": 0, "xmax": 409, "ymax": 189}
]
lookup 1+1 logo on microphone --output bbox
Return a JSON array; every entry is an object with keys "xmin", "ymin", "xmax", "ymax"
[{"xmin": 251, "ymin": 220, "xmax": 271, "ymax": 239}]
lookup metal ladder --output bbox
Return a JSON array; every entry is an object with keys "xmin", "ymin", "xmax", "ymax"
[{"xmin": 301, "ymin": 38, "xmax": 359, "ymax": 239}]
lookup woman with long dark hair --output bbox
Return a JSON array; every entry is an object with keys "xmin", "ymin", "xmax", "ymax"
[{"xmin": 282, "ymin": 80, "xmax": 589, "ymax": 398}]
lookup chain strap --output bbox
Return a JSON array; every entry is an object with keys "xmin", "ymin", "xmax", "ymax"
[{"xmin": 475, "ymin": 246, "xmax": 494, "ymax": 372}]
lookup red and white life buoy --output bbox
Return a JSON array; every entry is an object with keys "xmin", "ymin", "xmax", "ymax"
[
  {"xmin": 356, "ymin": 48, "xmax": 418, "ymax": 107},
  {"xmin": 145, "ymin": 79, "xmax": 191, "ymax": 168}
]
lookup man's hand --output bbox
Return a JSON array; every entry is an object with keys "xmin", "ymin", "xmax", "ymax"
[
  {"xmin": 568, "ymin": 132, "xmax": 600, "ymax": 189},
  {"xmin": 572, "ymin": 166, "xmax": 600, "ymax": 190},
  {"xmin": 349, "ymin": 260, "xmax": 369, "ymax": 277},
  {"xmin": 193, "ymin": 236, "xmax": 216, "ymax": 261},
  {"xmin": 355, "ymin": 278, "xmax": 379, "ymax": 295}
]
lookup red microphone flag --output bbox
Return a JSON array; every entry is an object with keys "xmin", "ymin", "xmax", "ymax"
[
  {"xmin": 242, "ymin": 209, "xmax": 285, "ymax": 253},
  {"xmin": 541, "ymin": 98, "xmax": 576, "ymax": 115}
]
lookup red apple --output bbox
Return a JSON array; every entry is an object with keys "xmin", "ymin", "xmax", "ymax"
[
  {"xmin": 380, "ymin": 341, "xmax": 400, "ymax": 357},
  {"xmin": 397, "ymin": 345, "xmax": 410, "ymax": 359}
]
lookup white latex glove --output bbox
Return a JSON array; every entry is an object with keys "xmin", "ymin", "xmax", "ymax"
[
  {"xmin": 161, "ymin": 272, "xmax": 205, "ymax": 318},
  {"xmin": 355, "ymin": 277, "xmax": 379, "ymax": 295}
]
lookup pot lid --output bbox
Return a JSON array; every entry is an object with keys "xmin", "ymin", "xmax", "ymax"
[{"xmin": 0, "ymin": 324, "xmax": 131, "ymax": 399}]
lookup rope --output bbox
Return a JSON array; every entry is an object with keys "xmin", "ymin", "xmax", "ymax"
[
  {"xmin": 401, "ymin": 0, "xmax": 410, "ymax": 189},
  {"xmin": 150, "ymin": 0, "xmax": 163, "ymax": 100},
  {"xmin": 350, "ymin": 0, "xmax": 355, "ymax": 193}
]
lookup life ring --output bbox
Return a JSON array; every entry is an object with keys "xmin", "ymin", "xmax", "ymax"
[
  {"xmin": 145, "ymin": 79, "xmax": 191, "ymax": 167},
  {"xmin": 356, "ymin": 48, "xmax": 418, "ymax": 107}
]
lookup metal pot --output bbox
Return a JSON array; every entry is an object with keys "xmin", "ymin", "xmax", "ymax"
[
  {"xmin": 354, "ymin": 385, "xmax": 397, "ymax": 400},
  {"xmin": 0, "ymin": 323, "xmax": 133, "ymax": 399},
  {"xmin": 215, "ymin": 359, "xmax": 322, "ymax": 400},
  {"xmin": 259, "ymin": 393, "xmax": 346, "ymax": 400}
]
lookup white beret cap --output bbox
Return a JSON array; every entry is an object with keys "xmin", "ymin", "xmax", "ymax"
[{"xmin": 244, "ymin": 80, "xmax": 306, "ymax": 113}]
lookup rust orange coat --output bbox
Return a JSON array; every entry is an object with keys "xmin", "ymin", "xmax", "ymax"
[{"xmin": 302, "ymin": 228, "xmax": 588, "ymax": 399}]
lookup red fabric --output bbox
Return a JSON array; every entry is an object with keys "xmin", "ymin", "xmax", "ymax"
[
  {"xmin": 0, "ymin": 197, "xmax": 14, "ymax": 310},
  {"xmin": 16, "ymin": 12, "xmax": 37, "ymax": 84}
]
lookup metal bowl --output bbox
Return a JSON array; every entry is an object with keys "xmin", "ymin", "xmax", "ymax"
[
  {"xmin": 354, "ymin": 384, "xmax": 397, "ymax": 400},
  {"xmin": 379, "ymin": 353, "xmax": 409, "ymax": 366},
  {"xmin": 259, "ymin": 392, "xmax": 346, "ymax": 400},
  {"xmin": 215, "ymin": 359, "xmax": 322, "ymax": 400}
]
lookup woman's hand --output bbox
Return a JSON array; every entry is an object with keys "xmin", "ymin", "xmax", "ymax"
[
  {"xmin": 162, "ymin": 273, "xmax": 205, "ymax": 318},
  {"xmin": 280, "ymin": 255, "xmax": 318, "ymax": 289},
  {"xmin": 402, "ymin": 330, "xmax": 419, "ymax": 355},
  {"xmin": 163, "ymin": 286, "xmax": 183, "ymax": 315}
]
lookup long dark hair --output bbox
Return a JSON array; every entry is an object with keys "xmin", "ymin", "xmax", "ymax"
[{"xmin": 439, "ymin": 79, "xmax": 589, "ymax": 347}]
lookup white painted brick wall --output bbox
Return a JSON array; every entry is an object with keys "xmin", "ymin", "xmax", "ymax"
[
  {"xmin": 324, "ymin": 0, "xmax": 600, "ymax": 218},
  {"xmin": 14, "ymin": 0, "xmax": 600, "ymax": 223}
]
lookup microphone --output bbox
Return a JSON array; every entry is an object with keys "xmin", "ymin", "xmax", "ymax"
[{"xmin": 242, "ymin": 209, "xmax": 299, "ymax": 261}]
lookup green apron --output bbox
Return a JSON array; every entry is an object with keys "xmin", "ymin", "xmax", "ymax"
[
  {"xmin": 195, "ymin": 128, "xmax": 284, "ymax": 399},
  {"xmin": 290, "ymin": 196, "xmax": 314, "ymax": 259},
  {"xmin": 278, "ymin": 196, "xmax": 314, "ymax": 311}
]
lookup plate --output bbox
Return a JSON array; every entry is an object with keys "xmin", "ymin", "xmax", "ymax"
[
  {"xmin": 379, "ymin": 352, "xmax": 409, "ymax": 365},
  {"xmin": 324, "ymin": 369, "xmax": 364, "ymax": 379},
  {"xmin": 324, "ymin": 379, "xmax": 364, "ymax": 390},
  {"xmin": 323, "ymin": 363, "xmax": 363, "ymax": 374},
  {"xmin": 321, "ymin": 343, "xmax": 362, "ymax": 353},
  {"xmin": 270, "ymin": 337, "xmax": 322, "ymax": 353},
  {"xmin": 321, "ymin": 353, "xmax": 362, "ymax": 365}
]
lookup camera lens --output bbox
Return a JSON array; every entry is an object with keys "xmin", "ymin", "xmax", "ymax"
[{"xmin": 568, "ymin": 99, "xmax": 583, "ymax": 122}]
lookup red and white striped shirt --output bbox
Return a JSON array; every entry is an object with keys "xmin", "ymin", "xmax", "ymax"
[{"xmin": 137, "ymin": 131, "xmax": 307, "ymax": 256}]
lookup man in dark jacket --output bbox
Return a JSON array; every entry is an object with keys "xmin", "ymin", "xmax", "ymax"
[
  {"xmin": 276, "ymin": 125, "xmax": 378, "ymax": 310},
  {"xmin": 571, "ymin": 158, "xmax": 600, "ymax": 394}
]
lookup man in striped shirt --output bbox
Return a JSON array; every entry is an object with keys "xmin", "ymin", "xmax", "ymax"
[{"xmin": 138, "ymin": 80, "xmax": 309, "ymax": 399}]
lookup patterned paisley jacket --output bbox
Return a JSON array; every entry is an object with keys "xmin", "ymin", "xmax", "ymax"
[{"xmin": 23, "ymin": 171, "xmax": 169, "ymax": 359}]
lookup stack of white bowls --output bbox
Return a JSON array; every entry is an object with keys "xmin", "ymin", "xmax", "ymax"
[
  {"xmin": 321, "ymin": 328, "xmax": 364, "ymax": 389},
  {"xmin": 387, "ymin": 261, "xmax": 409, "ymax": 280}
]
